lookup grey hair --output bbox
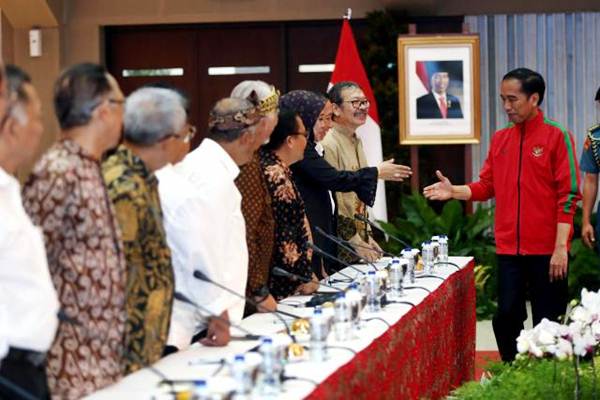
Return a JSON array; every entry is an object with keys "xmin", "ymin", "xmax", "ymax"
[
  {"xmin": 123, "ymin": 87, "xmax": 187, "ymax": 146},
  {"xmin": 230, "ymin": 80, "xmax": 273, "ymax": 101}
]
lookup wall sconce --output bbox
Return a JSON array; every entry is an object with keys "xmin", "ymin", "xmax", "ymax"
[{"xmin": 29, "ymin": 28, "xmax": 42, "ymax": 57}]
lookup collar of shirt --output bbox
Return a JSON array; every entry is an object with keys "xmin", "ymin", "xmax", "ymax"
[
  {"xmin": 314, "ymin": 142, "xmax": 325, "ymax": 157},
  {"xmin": 330, "ymin": 123, "xmax": 360, "ymax": 146},
  {"xmin": 181, "ymin": 138, "xmax": 240, "ymax": 183},
  {"xmin": 60, "ymin": 138, "xmax": 101, "ymax": 164},
  {"xmin": 0, "ymin": 166, "xmax": 18, "ymax": 191},
  {"xmin": 111, "ymin": 144, "xmax": 157, "ymax": 187},
  {"xmin": 433, "ymin": 91, "xmax": 447, "ymax": 106}
]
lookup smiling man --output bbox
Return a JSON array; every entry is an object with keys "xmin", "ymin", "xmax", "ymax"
[
  {"xmin": 321, "ymin": 81, "xmax": 384, "ymax": 263},
  {"xmin": 423, "ymin": 68, "xmax": 581, "ymax": 362}
]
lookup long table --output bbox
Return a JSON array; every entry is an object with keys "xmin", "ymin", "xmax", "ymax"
[{"xmin": 87, "ymin": 256, "xmax": 475, "ymax": 400}]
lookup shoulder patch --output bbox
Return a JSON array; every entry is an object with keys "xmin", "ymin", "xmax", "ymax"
[
  {"xmin": 589, "ymin": 124, "xmax": 600, "ymax": 132},
  {"xmin": 589, "ymin": 124, "xmax": 600, "ymax": 139}
]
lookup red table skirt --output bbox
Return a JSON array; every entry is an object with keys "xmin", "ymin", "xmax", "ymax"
[{"xmin": 306, "ymin": 260, "xmax": 476, "ymax": 399}]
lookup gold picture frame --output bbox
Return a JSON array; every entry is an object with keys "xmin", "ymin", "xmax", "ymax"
[{"xmin": 397, "ymin": 34, "xmax": 481, "ymax": 145}]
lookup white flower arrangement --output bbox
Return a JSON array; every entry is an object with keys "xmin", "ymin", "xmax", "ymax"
[{"xmin": 516, "ymin": 288, "xmax": 600, "ymax": 361}]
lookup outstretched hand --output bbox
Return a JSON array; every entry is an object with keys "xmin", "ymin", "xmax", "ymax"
[
  {"xmin": 377, "ymin": 159, "xmax": 412, "ymax": 181},
  {"xmin": 423, "ymin": 170, "xmax": 453, "ymax": 201}
]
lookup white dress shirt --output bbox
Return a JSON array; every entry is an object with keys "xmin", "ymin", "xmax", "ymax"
[
  {"xmin": 157, "ymin": 139, "xmax": 248, "ymax": 350},
  {"xmin": 314, "ymin": 141, "xmax": 336, "ymax": 213},
  {"xmin": 0, "ymin": 167, "xmax": 59, "ymax": 354}
]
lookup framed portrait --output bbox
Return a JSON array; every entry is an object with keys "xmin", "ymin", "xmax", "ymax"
[{"xmin": 397, "ymin": 34, "xmax": 481, "ymax": 145}]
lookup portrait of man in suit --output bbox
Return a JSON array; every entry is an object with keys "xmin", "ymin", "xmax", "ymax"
[{"xmin": 416, "ymin": 71, "xmax": 464, "ymax": 119}]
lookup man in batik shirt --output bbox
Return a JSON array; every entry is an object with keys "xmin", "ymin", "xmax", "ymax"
[
  {"xmin": 23, "ymin": 63, "xmax": 127, "ymax": 399},
  {"xmin": 102, "ymin": 87, "xmax": 193, "ymax": 373}
]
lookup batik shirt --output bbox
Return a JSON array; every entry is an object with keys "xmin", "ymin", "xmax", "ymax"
[
  {"xmin": 259, "ymin": 148, "xmax": 312, "ymax": 299},
  {"xmin": 22, "ymin": 139, "xmax": 127, "ymax": 400},
  {"xmin": 321, "ymin": 124, "xmax": 373, "ymax": 260},
  {"xmin": 235, "ymin": 153, "xmax": 275, "ymax": 302},
  {"xmin": 102, "ymin": 145, "xmax": 174, "ymax": 374}
]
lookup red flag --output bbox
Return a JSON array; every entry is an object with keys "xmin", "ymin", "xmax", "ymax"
[
  {"xmin": 416, "ymin": 61, "xmax": 431, "ymax": 91},
  {"xmin": 329, "ymin": 18, "xmax": 387, "ymax": 222}
]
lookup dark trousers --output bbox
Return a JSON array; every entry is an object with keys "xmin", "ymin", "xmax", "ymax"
[
  {"xmin": 0, "ymin": 349, "xmax": 49, "ymax": 400},
  {"xmin": 492, "ymin": 255, "xmax": 568, "ymax": 362}
]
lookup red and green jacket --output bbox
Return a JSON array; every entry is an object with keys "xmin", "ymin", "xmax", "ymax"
[{"xmin": 468, "ymin": 110, "xmax": 581, "ymax": 255}]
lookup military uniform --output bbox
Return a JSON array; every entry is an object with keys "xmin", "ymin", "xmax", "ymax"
[{"xmin": 580, "ymin": 124, "xmax": 600, "ymax": 252}]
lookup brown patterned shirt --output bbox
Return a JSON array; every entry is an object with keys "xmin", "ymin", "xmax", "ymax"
[
  {"xmin": 22, "ymin": 139, "xmax": 127, "ymax": 399},
  {"xmin": 235, "ymin": 153, "xmax": 275, "ymax": 301},
  {"xmin": 259, "ymin": 149, "xmax": 313, "ymax": 299}
]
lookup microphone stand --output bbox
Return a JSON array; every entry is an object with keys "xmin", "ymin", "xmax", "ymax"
[
  {"xmin": 191, "ymin": 271, "xmax": 302, "ymax": 342},
  {"xmin": 314, "ymin": 226, "xmax": 379, "ymax": 271},
  {"xmin": 271, "ymin": 267, "xmax": 343, "ymax": 292},
  {"xmin": 306, "ymin": 242, "xmax": 364, "ymax": 278},
  {"xmin": 354, "ymin": 213, "xmax": 411, "ymax": 249},
  {"xmin": 173, "ymin": 292, "xmax": 261, "ymax": 340}
]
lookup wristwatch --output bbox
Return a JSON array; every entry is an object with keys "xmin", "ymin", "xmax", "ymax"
[{"xmin": 252, "ymin": 285, "xmax": 270, "ymax": 303}]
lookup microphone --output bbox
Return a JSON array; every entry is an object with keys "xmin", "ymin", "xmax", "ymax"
[
  {"xmin": 271, "ymin": 267, "xmax": 343, "ymax": 292},
  {"xmin": 314, "ymin": 226, "xmax": 379, "ymax": 271},
  {"xmin": 172, "ymin": 292, "xmax": 261, "ymax": 340},
  {"xmin": 306, "ymin": 241, "xmax": 364, "ymax": 277},
  {"xmin": 191, "ymin": 270, "xmax": 302, "ymax": 341},
  {"xmin": 354, "ymin": 213, "xmax": 410, "ymax": 249}
]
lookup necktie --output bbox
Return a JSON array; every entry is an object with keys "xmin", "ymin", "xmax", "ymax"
[{"xmin": 439, "ymin": 96, "xmax": 448, "ymax": 119}]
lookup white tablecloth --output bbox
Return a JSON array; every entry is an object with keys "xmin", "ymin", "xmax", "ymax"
[{"xmin": 87, "ymin": 256, "xmax": 473, "ymax": 399}]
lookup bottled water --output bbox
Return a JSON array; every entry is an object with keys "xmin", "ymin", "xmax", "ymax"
[
  {"xmin": 431, "ymin": 236, "xmax": 440, "ymax": 266},
  {"xmin": 439, "ymin": 235, "xmax": 449, "ymax": 263},
  {"xmin": 366, "ymin": 271, "xmax": 381, "ymax": 312},
  {"xmin": 333, "ymin": 292, "xmax": 352, "ymax": 341},
  {"xmin": 376, "ymin": 269, "xmax": 390, "ymax": 294},
  {"xmin": 422, "ymin": 241, "xmax": 434, "ymax": 274},
  {"xmin": 258, "ymin": 337, "xmax": 281, "ymax": 393},
  {"xmin": 192, "ymin": 379, "xmax": 210, "ymax": 400},
  {"xmin": 345, "ymin": 282, "xmax": 364, "ymax": 332},
  {"xmin": 411, "ymin": 249, "xmax": 420, "ymax": 282},
  {"xmin": 310, "ymin": 308, "xmax": 329, "ymax": 362},
  {"xmin": 389, "ymin": 258, "xmax": 405, "ymax": 299},
  {"xmin": 231, "ymin": 354, "xmax": 251, "ymax": 397},
  {"xmin": 401, "ymin": 248, "xmax": 415, "ymax": 285}
]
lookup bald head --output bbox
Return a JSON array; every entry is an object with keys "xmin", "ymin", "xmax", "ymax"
[{"xmin": 207, "ymin": 97, "xmax": 260, "ymax": 143}]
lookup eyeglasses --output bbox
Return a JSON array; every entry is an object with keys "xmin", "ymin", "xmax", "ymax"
[
  {"xmin": 343, "ymin": 99, "xmax": 370, "ymax": 109},
  {"xmin": 0, "ymin": 92, "xmax": 19, "ymax": 130},
  {"xmin": 317, "ymin": 113, "xmax": 333, "ymax": 123},
  {"xmin": 292, "ymin": 130, "xmax": 308, "ymax": 138},
  {"xmin": 168, "ymin": 124, "xmax": 197, "ymax": 143},
  {"xmin": 85, "ymin": 97, "xmax": 125, "ymax": 116},
  {"xmin": 108, "ymin": 98, "xmax": 125, "ymax": 106}
]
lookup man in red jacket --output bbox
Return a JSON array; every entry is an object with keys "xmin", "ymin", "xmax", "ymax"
[{"xmin": 424, "ymin": 68, "xmax": 581, "ymax": 362}]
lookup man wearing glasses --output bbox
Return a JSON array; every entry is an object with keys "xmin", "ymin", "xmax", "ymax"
[
  {"xmin": 321, "ymin": 81, "xmax": 385, "ymax": 262},
  {"xmin": 22, "ymin": 63, "xmax": 127, "ymax": 398},
  {"xmin": 102, "ymin": 87, "xmax": 193, "ymax": 373}
]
